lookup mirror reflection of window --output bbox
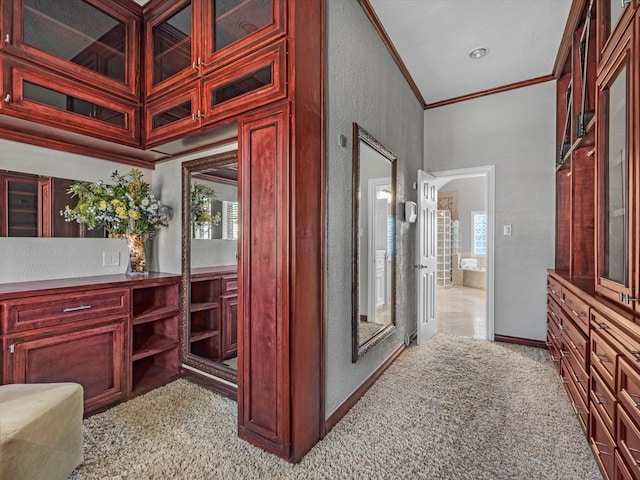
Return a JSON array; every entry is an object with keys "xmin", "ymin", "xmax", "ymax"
[{"xmin": 191, "ymin": 177, "xmax": 238, "ymax": 241}]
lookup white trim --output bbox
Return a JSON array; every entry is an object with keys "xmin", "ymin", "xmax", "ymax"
[{"xmin": 429, "ymin": 165, "xmax": 496, "ymax": 341}]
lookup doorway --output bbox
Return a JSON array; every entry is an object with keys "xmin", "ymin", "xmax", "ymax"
[{"xmin": 430, "ymin": 166, "xmax": 495, "ymax": 341}]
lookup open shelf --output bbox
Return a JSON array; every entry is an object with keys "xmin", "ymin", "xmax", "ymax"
[
  {"xmin": 131, "ymin": 350, "xmax": 179, "ymax": 395},
  {"xmin": 132, "ymin": 283, "xmax": 179, "ymax": 319}
]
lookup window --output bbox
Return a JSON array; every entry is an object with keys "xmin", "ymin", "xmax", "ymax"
[
  {"xmin": 193, "ymin": 195, "xmax": 238, "ymax": 240},
  {"xmin": 471, "ymin": 211, "xmax": 487, "ymax": 255},
  {"xmin": 222, "ymin": 200, "xmax": 239, "ymax": 240}
]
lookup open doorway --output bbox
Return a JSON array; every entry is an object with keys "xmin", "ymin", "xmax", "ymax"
[{"xmin": 431, "ymin": 166, "xmax": 495, "ymax": 341}]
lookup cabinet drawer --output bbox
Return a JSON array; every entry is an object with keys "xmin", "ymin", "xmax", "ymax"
[
  {"xmin": 590, "ymin": 403, "xmax": 616, "ymax": 480},
  {"xmin": 615, "ymin": 450, "xmax": 634, "ymax": 480},
  {"xmin": 565, "ymin": 350, "xmax": 589, "ymax": 403},
  {"xmin": 617, "ymin": 405, "xmax": 640, "ymax": 478},
  {"xmin": 547, "ymin": 295, "xmax": 563, "ymax": 331},
  {"xmin": 618, "ymin": 357, "xmax": 640, "ymax": 429},
  {"xmin": 591, "ymin": 367, "xmax": 616, "ymax": 434},
  {"xmin": 547, "ymin": 276, "xmax": 563, "ymax": 303},
  {"xmin": 560, "ymin": 288, "xmax": 589, "ymax": 335},
  {"xmin": 547, "ymin": 331, "xmax": 562, "ymax": 374},
  {"xmin": 591, "ymin": 328, "xmax": 618, "ymax": 390},
  {"xmin": 563, "ymin": 316, "xmax": 588, "ymax": 368},
  {"xmin": 222, "ymin": 275, "xmax": 238, "ymax": 294},
  {"xmin": 561, "ymin": 360, "xmax": 589, "ymax": 433},
  {"xmin": 2, "ymin": 288, "xmax": 130, "ymax": 333}
]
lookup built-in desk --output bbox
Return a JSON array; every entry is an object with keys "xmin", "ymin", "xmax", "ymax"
[{"xmin": 0, "ymin": 272, "xmax": 180, "ymax": 415}]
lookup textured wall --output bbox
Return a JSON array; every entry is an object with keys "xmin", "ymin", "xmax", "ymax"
[
  {"xmin": 325, "ymin": 0, "xmax": 424, "ymax": 417},
  {"xmin": 0, "ymin": 139, "xmax": 151, "ymax": 283},
  {"xmin": 424, "ymin": 82, "xmax": 555, "ymax": 341}
]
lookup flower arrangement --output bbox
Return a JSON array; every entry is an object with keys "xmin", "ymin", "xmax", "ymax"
[
  {"xmin": 61, "ymin": 168, "xmax": 171, "ymax": 237},
  {"xmin": 191, "ymin": 183, "xmax": 221, "ymax": 229}
]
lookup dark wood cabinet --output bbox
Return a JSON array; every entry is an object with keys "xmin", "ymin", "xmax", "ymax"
[
  {"xmin": 4, "ymin": 319, "xmax": 127, "ymax": 415},
  {"xmin": 595, "ymin": 20, "xmax": 637, "ymax": 308},
  {"xmin": 0, "ymin": 57, "xmax": 140, "ymax": 145},
  {"xmin": 144, "ymin": 0, "xmax": 285, "ymax": 99},
  {"xmin": 144, "ymin": 39, "xmax": 287, "ymax": 147},
  {"xmin": 0, "ymin": 273, "xmax": 180, "ymax": 414},
  {"xmin": 238, "ymin": 103, "xmax": 291, "ymax": 458},
  {"xmin": 0, "ymin": 0, "xmax": 141, "ymax": 100},
  {"xmin": 0, "ymin": 172, "xmax": 39, "ymax": 237}
]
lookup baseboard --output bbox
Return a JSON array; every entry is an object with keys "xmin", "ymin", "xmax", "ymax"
[
  {"xmin": 494, "ymin": 334, "xmax": 548, "ymax": 350},
  {"xmin": 181, "ymin": 367, "xmax": 238, "ymax": 401},
  {"xmin": 324, "ymin": 341, "xmax": 406, "ymax": 434}
]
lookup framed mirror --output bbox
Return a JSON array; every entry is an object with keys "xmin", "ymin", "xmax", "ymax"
[
  {"xmin": 352, "ymin": 123, "xmax": 397, "ymax": 362},
  {"xmin": 181, "ymin": 150, "xmax": 240, "ymax": 383}
]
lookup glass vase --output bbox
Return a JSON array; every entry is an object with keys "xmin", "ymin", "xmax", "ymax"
[{"xmin": 124, "ymin": 233, "xmax": 148, "ymax": 275}]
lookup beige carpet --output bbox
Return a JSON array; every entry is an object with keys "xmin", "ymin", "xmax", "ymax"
[{"xmin": 68, "ymin": 334, "xmax": 602, "ymax": 479}]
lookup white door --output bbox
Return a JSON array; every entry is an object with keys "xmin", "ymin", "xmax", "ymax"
[{"xmin": 417, "ymin": 170, "xmax": 438, "ymax": 344}]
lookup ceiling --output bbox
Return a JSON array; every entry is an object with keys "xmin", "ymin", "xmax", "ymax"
[
  {"xmin": 134, "ymin": 0, "xmax": 573, "ymax": 107},
  {"xmin": 368, "ymin": 0, "xmax": 573, "ymax": 106}
]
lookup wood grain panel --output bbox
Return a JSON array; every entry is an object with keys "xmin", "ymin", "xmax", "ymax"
[{"xmin": 238, "ymin": 104, "xmax": 290, "ymax": 457}]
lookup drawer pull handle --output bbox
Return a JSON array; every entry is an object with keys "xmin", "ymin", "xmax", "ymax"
[
  {"xmin": 550, "ymin": 288, "xmax": 557, "ymax": 295},
  {"xmin": 626, "ymin": 349, "xmax": 640, "ymax": 362},
  {"xmin": 551, "ymin": 355, "xmax": 560, "ymax": 362},
  {"xmin": 593, "ymin": 353, "xmax": 608, "ymax": 363},
  {"xmin": 550, "ymin": 311, "xmax": 556, "ymax": 318},
  {"xmin": 572, "ymin": 373, "xmax": 583, "ymax": 383},
  {"xmin": 558, "ymin": 324, "xmax": 565, "ymax": 331},
  {"xmin": 570, "ymin": 308, "xmax": 585, "ymax": 318},
  {"xmin": 561, "ymin": 350, "xmax": 571, "ymax": 358},
  {"xmin": 594, "ymin": 392, "xmax": 608, "ymax": 405},
  {"xmin": 591, "ymin": 441, "xmax": 612, "ymax": 456},
  {"xmin": 62, "ymin": 305, "xmax": 92, "ymax": 313},
  {"xmin": 593, "ymin": 321, "xmax": 608, "ymax": 330},
  {"xmin": 571, "ymin": 403, "xmax": 585, "ymax": 415}
]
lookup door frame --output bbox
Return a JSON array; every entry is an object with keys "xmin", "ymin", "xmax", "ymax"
[
  {"xmin": 429, "ymin": 165, "xmax": 495, "ymax": 341},
  {"xmin": 367, "ymin": 176, "xmax": 392, "ymax": 323}
]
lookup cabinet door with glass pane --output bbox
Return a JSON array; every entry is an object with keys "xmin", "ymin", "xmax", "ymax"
[
  {"xmin": 2, "ymin": 0, "xmax": 140, "ymax": 100},
  {"xmin": 145, "ymin": 0, "xmax": 197, "ymax": 99},
  {"xmin": 595, "ymin": 23, "xmax": 636, "ymax": 307},
  {"xmin": 200, "ymin": 0, "xmax": 285, "ymax": 74},
  {"xmin": 598, "ymin": 0, "xmax": 637, "ymax": 61}
]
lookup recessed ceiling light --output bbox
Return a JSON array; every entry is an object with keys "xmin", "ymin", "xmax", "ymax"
[{"xmin": 469, "ymin": 47, "xmax": 488, "ymax": 60}]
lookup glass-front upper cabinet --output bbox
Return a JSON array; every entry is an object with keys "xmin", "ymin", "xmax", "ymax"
[
  {"xmin": 1, "ymin": 0, "xmax": 140, "ymax": 99},
  {"xmin": 598, "ymin": 0, "xmax": 636, "ymax": 58},
  {"xmin": 145, "ymin": 0, "xmax": 285, "ymax": 98},
  {"xmin": 200, "ymin": 0, "xmax": 284, "ymax": 72},
  {"xmin": 596, "ymin": 23, "xmax": 636, "ymax": 307}
]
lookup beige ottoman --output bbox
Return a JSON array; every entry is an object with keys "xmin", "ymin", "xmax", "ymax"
[{"xmin": 0, "ymin": 383, "xmax": 83, "ymax": 480}]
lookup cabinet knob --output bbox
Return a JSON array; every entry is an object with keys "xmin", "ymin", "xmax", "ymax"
[{"xmin": 3, "ymin": 94, "xmax": 10, "ymax": 103}]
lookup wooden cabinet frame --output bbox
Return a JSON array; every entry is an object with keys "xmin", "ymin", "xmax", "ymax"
[
  {"xmin": 0, "ymin": 57, "xmax": 140, "ymax": 145},
  {"xmin": 144, "ymin": 0, "xmax": 286, "ymax": 99},
  {"xmin": 1, "ymin": 0, "xmax": 141, "ymax": 101},
  {"xmin": 595, "ymin": 22, "xmax": 637, "ymax": 306}
]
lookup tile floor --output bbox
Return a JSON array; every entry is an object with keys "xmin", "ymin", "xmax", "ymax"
[{"xmin": 437, "ymin": 285, "xmax": 486, "ymax": 339}]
